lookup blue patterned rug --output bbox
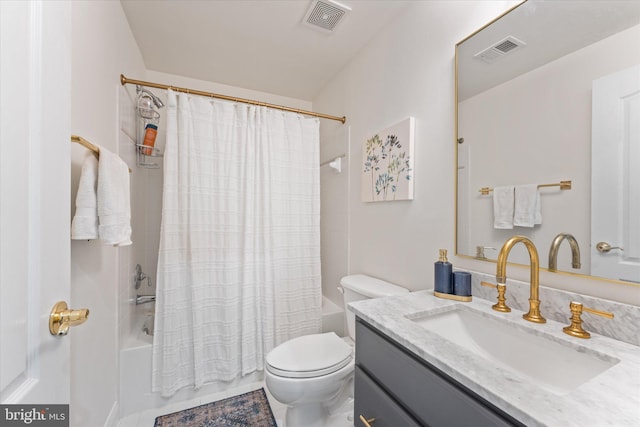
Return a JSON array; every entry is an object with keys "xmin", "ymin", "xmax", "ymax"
[{"xmin": 154, "ymin": 388, "xmax": 277, "ymax": 427}]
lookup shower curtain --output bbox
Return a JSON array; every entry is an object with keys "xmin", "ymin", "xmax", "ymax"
[{"xmin": 152, "ymin": 90, "xmax": 321, "ymax": 397}]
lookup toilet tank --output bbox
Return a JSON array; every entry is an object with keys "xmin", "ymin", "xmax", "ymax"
[{"xmin": 340, "ymin": 274, "xmax": 409, "ymax": 340}]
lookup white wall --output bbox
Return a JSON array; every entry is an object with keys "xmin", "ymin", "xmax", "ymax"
[
  {"xmin": 313, "ymin": 1, "xmax": 639, "ymax": 305},
  {"xmin": 146, "ymin": 70, "xmax": 313, "ymax": 112},
  {"xmin": 314, "ymin": 1, "xmax": 519, "ymax": 293},
  {"xmin": 70, "ymin": 2, "xmax": 146, "ymax": 426},
  {"xmin": 320, "ymin": 125, "xmax": 350, "ymax": 306}
]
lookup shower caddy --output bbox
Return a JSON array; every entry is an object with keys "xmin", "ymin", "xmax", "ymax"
[{"xmin": 135, "ymin": 85, "xmax": 163, "ymax": 168}]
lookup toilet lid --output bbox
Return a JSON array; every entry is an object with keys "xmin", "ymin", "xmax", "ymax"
[{"xmin": 266, "ymin": 332, "xmax": 353, "ymax": 379}]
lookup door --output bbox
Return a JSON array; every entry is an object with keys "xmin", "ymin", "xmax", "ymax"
[
  {"xmin": 591, "ymin": 64, "xmax": 640, "ymax": 283},
  {"xmin": 1, "ymin": 0, "xmax": 72, "ymax": 411}
]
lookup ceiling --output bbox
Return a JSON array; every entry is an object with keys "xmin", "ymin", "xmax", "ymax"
[
  {"xmin": 120, "ymin": 0, "xmax": 413, "ymax": 101},
  {"xmin": 457, "ymin": 0, "xmax": 640, "ymax": 100}
]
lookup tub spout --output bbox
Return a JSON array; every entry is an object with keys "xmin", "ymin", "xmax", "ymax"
[{"xmin": 136, "ymin": 294, "xmax": 156, "ymax": 305}]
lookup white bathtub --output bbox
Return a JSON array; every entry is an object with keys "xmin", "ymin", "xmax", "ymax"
[
  {"xmin": 321, "ymin": 295, "xmax": 345, "ymax": 336},
  {"xmin": 118, "ymin": 296, "xmax": 344, "ymax": 417}
]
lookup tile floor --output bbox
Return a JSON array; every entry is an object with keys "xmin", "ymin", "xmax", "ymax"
[{"xmin": 116, "ymin": 381, "xmax": 287, "ymax": 427}]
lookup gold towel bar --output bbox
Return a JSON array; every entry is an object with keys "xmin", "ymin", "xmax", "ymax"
[
  {"xmin": 479, "ymin": 180, "xmax": 571, "ymax": 196},
  {"xmin": 71, "ymin": 135, "xmax": 99, "ymax": 155},
  {"xmin": 71, "ymin": 135, "xmax": 131, "ymax": 172}
]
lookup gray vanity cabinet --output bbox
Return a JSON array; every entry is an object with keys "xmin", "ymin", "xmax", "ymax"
[
  {"xmin": 354, "ymin": 318, "xmax": 525, "ymax": 427},
  {"xmin": 355, "ymin": 366, "xmax": 423, "ymax": 427}
]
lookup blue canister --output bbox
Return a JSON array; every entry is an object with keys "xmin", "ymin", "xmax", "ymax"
[{"xmin": 453, "ymin": 271, "xmax": 472, "ymax": 296}]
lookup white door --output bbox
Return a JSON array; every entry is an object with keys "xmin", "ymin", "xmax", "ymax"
[
  {"xmin": 591, "ymin": 64, "xmax": 640, "ymax": 283},
  {"xmin": 1, "ymin": 0, "xmax": 72, "ymax": 412}
]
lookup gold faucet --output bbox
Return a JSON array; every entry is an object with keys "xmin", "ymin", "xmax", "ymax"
[
  {"xmin": 548, "ymin": 233, "xmax": 581, "ymax": 271},
  {"xmin": 497, "ymin": 235, "xmax": 546, "ymax": 323}
]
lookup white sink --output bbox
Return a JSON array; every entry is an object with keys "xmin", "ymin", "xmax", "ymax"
[{"xmin": 407, "ymin": 306, "xmax": 619, "ymax": 395}]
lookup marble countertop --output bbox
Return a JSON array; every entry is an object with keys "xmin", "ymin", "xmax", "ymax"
[{"xmin": 349, "ymin": 291, "xmax": 640, "ymax": 426}]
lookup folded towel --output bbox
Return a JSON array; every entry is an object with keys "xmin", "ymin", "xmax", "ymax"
[
  {"xmin": 71, "ymin": 155, "xmax": 99, "ymax": 240},
  {"xmin": 493, "ymin": 186, "xmax": 514, "ymax": 229},
  {"xmin": 514, "ymin": 184, "xmax": 542, "ymax": 227},
  {"xmin": 97, "ymin": 146, "xmax": 132, "ymax": 246}
]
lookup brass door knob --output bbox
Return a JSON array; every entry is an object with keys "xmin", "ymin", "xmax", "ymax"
[
  {"xmin": 49, "ymin": 301, "xmax": 89, "ymax": 336},
  {"xmin": 595, "ymin": 241, "xmax": 623, "ymax": 253}
]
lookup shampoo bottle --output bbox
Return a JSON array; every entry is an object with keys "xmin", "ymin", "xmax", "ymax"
[
  {"xmin": 142, "ymin": 124, "xmax": 158, "ymax": 156},
  {"xmin": 434, "ymin": 249, "xmax": 453, "ymax": 294}
]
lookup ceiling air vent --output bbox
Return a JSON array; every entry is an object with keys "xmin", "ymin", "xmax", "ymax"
[
  {"xmin": 303, "ymin": 0, "xmax": 351, "ymax": 33},
  {"xmin": 474, "ymin": 36, "xmax": 526, "ymax": 64}
]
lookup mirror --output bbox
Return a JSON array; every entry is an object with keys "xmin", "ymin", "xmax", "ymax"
[{"xmin": 456, "ymin": 0, "xmax": 640, "ymax": 284}]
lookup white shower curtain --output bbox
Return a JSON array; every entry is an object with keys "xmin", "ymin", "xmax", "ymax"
[{"xmin": 152, "ymin": 90, "xmax": 321, "ymax": 397}]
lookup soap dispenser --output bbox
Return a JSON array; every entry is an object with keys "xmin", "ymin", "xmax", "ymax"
[{"xmin": 434, "ymin": 249, "xmax": 453, "ymax": 294}]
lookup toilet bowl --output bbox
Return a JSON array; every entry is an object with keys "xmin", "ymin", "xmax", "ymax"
[
  {"xmin": 265, "ymin": 274, "xmax": 409, "ymax": 426},
  {"xmin": 265, "ymin": 333, "xmax": 354, "ymax": 427}
]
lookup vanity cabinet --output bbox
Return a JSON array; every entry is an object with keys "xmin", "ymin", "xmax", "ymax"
[{"xmin": 354, "ymin": 318, "xmax": 525, "ymax": 427}]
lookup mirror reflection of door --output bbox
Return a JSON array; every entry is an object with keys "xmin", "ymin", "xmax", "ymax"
[{"xmin": 591, "ymin": 64, "xmax": 640, "ymax": 283}]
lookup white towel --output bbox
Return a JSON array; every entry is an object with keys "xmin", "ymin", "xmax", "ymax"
[
  {"xmin": 71, "ymin": 155, "xmax": 99, "ymax": 240},
  {"xmin": 514, "ymin": 184, "xmax": 542, "ymax": 227},
  {"xmin": 97, "ymin": 146, "xmax": 132, "ymax": 246},
  {"xmin": 493, "ymin": 186, "xmax": 514, "ymax": 229}
]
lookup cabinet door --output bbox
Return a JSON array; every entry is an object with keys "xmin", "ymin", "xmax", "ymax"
[
  {"xmin": 355, "ymin": 366, "xmax": 422, "ymax": 427},
  {"xmin": 356, "ymin": 320, "xmax": 523, "ymax": 427}
]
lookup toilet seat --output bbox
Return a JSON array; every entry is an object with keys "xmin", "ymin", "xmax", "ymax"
[{"xmin": 266, "ymin": 332, "xmax": 353, "ymax": 379}]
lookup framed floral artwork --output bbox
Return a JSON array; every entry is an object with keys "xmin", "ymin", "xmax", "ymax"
[{"xmin": 362, "ymin": 117, "xmax": 414, "ymax": 202}]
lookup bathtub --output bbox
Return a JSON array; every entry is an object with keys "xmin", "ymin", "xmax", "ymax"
[
  {"xmin": 118, "ymin": 296, "xmax": 344, "ymax": 417},
  {"xmin": 320, "ymin": 295, "xmax": 344, "ymax": 335}
]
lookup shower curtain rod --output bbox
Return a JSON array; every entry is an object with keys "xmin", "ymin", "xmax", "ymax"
[{"xmin": 120, "ymin": 74, "xmax": 346, "ymax": 124}]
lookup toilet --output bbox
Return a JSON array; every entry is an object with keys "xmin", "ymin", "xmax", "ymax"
[{"xmin": 265, "ymin": 274, "xmax": 410, "ymax": 427}]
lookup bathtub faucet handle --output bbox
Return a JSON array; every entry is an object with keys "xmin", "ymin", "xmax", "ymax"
[
  {"xmin": 136, "ymin": 295, "xmax": 156, "ymax": 305},
  {"xmin": 134, "ymin": 264, "xmax": 151, "ymax": 289}
]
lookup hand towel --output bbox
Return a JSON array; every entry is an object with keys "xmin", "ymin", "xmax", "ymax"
[
  {"xmin": 493, "ymin": 186, "xmax": 514, "ymax": 229},
  {"xmin": 514, "ymin": 184, "xmax": 542, "ymax": 227},
  {"xmin": 71, "ymin": 155, "xmax": 99, "ymax": 240},
  {"xmin": 97, "ymin": 146, "xmax": 132, "ymax": 246}
]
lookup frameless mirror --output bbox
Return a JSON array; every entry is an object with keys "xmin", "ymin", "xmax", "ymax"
[{"xmin": 456, "ymin": 0, "xmax": 640, "ymax": 284}]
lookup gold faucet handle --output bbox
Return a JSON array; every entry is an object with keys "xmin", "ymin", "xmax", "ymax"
[
  {"xmin": 481, "ymin": 281, "xmax": 511, "ymax": 313},
  {"xmin": 359, "ymin": 415, "xmax": 376, "ymax": 427},
  {"xmin": 563, "ymin": 301, "xmax": 614, "ymax": 339}
]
